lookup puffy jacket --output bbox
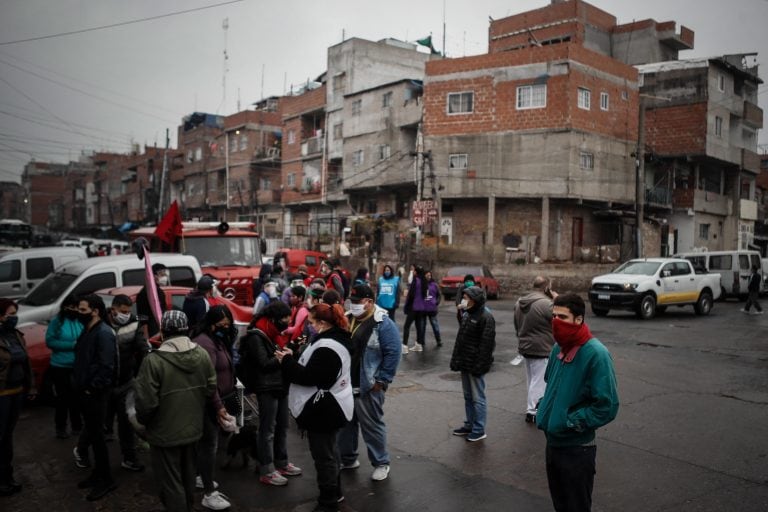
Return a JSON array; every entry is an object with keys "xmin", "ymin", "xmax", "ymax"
[
  {"xmin": 450, "ymin": 297, "xmax": 496, "ymax": 376},
  {"xmin": 45, "ymin": 315, "xmax": 83, "ymax": 368},
  {"xmin": 238, "ymin": 328, "xmax": 286, "ymax": 395},
  {"xmin": 109, "ymin": 316, "xmax": 149, "ymax": 387},
  {"xmin": 134, "ymin": 336, "xmax": 216, "ymax": 447},
  {"xmin": 0, "ymin": 329, "xmax": 33, "ymax": 392},
  {"xmin": 73, "ymin": 320, "xmax": 117, "ymax": 393},
  {"xmin": 513, "ymin": 291, "xmax": 555, "ymax": 358}
]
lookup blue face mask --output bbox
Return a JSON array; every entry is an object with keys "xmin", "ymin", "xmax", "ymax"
[
  {"xmin": 384, "ymin": 271, "xmax": 392, "ymax": 278},
  {"xmin": 2, "ymin": 315, "xmax": 18, "ymax": 330}
]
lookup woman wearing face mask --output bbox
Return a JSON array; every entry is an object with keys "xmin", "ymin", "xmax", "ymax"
[
  {"xmin": 135, "ymin": 263, "xmax": 169, "ymax": 338},
  {"xmin": 191, "ymin": 305, "xmax": 238, "ymax": 510},
  {"xmin": 375, "ymin": 264, "xmax": 400, "ymax": 321},
  {"xmin": 275, "ymin": 303, "xmax": 353, "ymax": 511},
  {"xmin": 0, "ymin": 298, "xmax": 36, "ymax": 496},
  {"xmin": 45, "ymin": 295, "xmax": 84, "ymax": 439},
  {"xmin": 252, "ymin": 280, "xmax": 279, "ymax": 317},
  {"xmin": 238, "ymin": 301, "xmax": 303, "ymax": 487}
]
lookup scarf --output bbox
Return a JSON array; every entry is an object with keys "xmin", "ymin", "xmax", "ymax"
[
  {"xmin": 552, "ymin": 318, "xmax": 593, "ymax": 362},
  {"xmin": 254, "ymin": 316, "xmax": 288, "ymax": 348}
]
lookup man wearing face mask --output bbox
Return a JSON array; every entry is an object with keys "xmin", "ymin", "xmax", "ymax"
[
  {"xmin": 105, "ymin": 294, "xmax": 149, "ymax": 473},
  {"xmin": 450, "ymin": 286, "xmax": 495, "ymax": 442},
  {"xmin": 338, "ymin": 284, "xmax": 401, "ymax": 481},
  {"xmin": 537, "ymin": 293, "xmax": 619, "ymax": 512},
  {"xmin": 454, "ymin": 274, "xmax": 476, "ymax": 324},
  {"xmin": 252, "ymin": 280, "xmax": 279, "ymax": 316},
  {"xmin": 72, "ymin": 294, "xmax": 118, "ymax": 501},
  {"xmin": 136, "ymin": 263, "xmax": 169, "ymax": 338},
  {"xmin": 184, "ymin": 276, "xmax": 215, "ymax": 330}
]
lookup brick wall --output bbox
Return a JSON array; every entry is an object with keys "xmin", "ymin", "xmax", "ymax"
[
  {"xmin": 645, "ymin": 103, "xmax": 707, "ymax": 155},
  {"xmin": 281, "ymin": 85, "xmax": 326, "ymax": 119}
]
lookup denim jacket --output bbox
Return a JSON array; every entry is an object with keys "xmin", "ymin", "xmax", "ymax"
[{"xmin": 359, "ymin": 306, "xmax": 402, "ymax": 395}]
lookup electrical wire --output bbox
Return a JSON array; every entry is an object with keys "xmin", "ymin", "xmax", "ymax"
[{"xmin": 0, "ymin": 0, "xmax": 245, "ymax": 46}]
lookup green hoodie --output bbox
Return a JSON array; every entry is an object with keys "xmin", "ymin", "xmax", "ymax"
[
  {"xmin": 134, "ymin": 335, "xmax": 216, "ymax": 448},
  {"xmin": 537, "ymin": 338, "xmax": 619, "ymax": 447}
]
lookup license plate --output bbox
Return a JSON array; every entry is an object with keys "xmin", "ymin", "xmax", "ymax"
[{"xmin": 598, "ymin": 294, "xmax": 610, "ymax": 300}]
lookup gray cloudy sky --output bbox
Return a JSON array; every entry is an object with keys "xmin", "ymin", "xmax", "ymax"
[{"xmin": 0, "ymin": 0, "xmax": 766, "ymax": 182}]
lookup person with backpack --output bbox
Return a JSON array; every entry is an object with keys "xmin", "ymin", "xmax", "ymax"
[{"xmin": 321, "ymin": 259, "xmax": 349, "ymax": 300}]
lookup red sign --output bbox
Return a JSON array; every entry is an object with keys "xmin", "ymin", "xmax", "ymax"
[{"xmin": 412, "ymin": 200, "xmax": 437, "ymax": 226}]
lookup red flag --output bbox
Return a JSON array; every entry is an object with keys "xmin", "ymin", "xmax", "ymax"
[{"xmin": 155, "ymin": 200, "xmax": 182, "ymax": 245}]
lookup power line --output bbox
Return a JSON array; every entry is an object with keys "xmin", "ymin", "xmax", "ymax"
[{"xmin": 0, "ymin": 0, "xmax": 245, "ymax": 46}]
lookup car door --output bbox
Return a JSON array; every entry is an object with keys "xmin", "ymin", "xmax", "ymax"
[
  {"xmin": 673, "ymin": 262, "xmax": 698, "ymax": 302},
  {"xmin": 0, "ymin": 258, "xmax": 22, "ymax": 298},
  {"xmin": 658, "ymin": 263, "xmax": 680, "ymax": 304},
  {"xmin": 25, "ymin": 256, "xmax": 55, "ymax": 294}
]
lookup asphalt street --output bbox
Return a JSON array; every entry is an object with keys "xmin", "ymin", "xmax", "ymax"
[{"xmin": 4, "ymin": 294, "xmax": 768, "ymax": 512}]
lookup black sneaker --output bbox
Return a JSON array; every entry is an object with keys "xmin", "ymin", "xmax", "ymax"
[
  {"xmin": 86, "ymin": 481, "xmax": 117, "ymax": 501},
  {"xmin": 452, "ymin": 426, "xmax": 471, "ymax": 436},
  {"xmin": 73, "ymin": 447, "xmax": 91, "ymax": 468},
  {"xmin": 121, "ymin": 460, "xmax": 145, "ymax": 472}
]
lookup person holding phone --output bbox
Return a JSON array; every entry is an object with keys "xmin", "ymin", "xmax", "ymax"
[{"xmin": 513, "ymin": 276, "xmax": 557, "ymax": 424}]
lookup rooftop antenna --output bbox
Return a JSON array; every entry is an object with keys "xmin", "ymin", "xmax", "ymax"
[
  {"xmin": 218, "ymin": 17, "xmax": 229, "ymax": 114},
  {"xmin": 442, "ymin": 0, "xmax": 446, "ymax": 57}
]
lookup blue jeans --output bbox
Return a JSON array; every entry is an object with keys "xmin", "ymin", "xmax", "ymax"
[
  {"xmin": 427, "ymin": 314, "xmax": 441, "ymax": 343},
  {"xmin": 256, "ymin": 392, "xmax": 289, "ymax": 475},
  {"xmin": 337, "ymin": 390, "xmax": 389, "ymax": 467},
  {"xmin": 460, "ymin": 372, "xmax": 487, "ymax": 435}
]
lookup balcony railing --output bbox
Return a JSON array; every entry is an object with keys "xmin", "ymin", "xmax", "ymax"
[
  {"xmin": 742, "ymin": 148, "xmax": 760, "ymax": 173},
  {"xmin": 645, "ymin": 187, "xmax": 672, "ymax": 207},
  {"xmin": 743, "ymin": 101, "xmax": 763, "ymax": 129},
  {"xmin": 301, "ymin": 136, "xmax": 323, "ymax": 157}
]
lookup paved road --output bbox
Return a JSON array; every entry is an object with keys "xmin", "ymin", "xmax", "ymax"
[{"xmin": 4, "ymin": 295, "xmax": 768, "ymax": 511}]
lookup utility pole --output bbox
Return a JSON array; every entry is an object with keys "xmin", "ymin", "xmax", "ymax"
[
  {"xmin": 426, "ymin": 150, "xmax": 440, "ymax": 260},
  {"xmin": 635, "ymin": 96, "xmax": 645, "ymax": 258},
  {"xmin": 157, "ymin": 128, "xmax": 169, "ymax": 223}
]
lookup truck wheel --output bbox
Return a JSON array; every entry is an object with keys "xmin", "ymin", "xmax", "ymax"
[
  {"xmin": 636, "ymin": 294, "xmax": 656, "ymax": 320},
  {"xmin": 591, "ymin": 306, "xmax": 609, "ymax": 317},
  {"xmin": 694, "ymin": 292, "xmax": 713, "ymax": 316}
]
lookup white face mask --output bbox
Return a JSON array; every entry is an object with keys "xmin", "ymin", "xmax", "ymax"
[
  {"xmin": 348, "ymin": 303, "xmax": 366, "ymax": 317},
  {"xmin": 459, "ymin": 299, "xmax": 469, "ymax": 310},
  {"xmin": 114, "ymin": 311, "xmax": 131, "ymax": 326},
  {"xmin": 157, "ymin": 275, "xmax": 170, "ymax": 286},
  {"xmin": 267, "ymin": 286, "xmax": 278, "ymax": 298}
]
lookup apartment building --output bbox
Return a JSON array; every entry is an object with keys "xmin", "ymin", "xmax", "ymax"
[
  {"xmin": 21, "ymin": 161, "xmax": 69, "ymax": 227},
  {"xmin": 638, "ymin": 54, "xmax": 763, "ymax": 253}
]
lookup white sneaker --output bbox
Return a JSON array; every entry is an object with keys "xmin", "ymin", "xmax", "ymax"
[
  {"xmin": 259, "ymin": 470, "xmax": 288, "ymax": 486},
  {"xmin": 410, "ymin": 344, "xmax": 423, "ymax": 352},
  {"xmin": 341, "ymin": 459, "xmax": 360, "ymax": 470},
  {"xmin": 196, "ymin": 476, "xmax": 219, "ymax": 490},
  {"xmin": 371, "ymin": 464, "xmax": 390, "ymax": 481},
  {"xmin": 201, "ymin": 490, "xmax": 231, "ymax": 510},
  {"xmin": 402, "ymin": 345, "xmax": 409, "ymax": 354}
]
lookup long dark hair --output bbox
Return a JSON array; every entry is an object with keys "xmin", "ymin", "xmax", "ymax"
[
  {"xmin": 413, "ymin": 265, "xmax": 428, "ymax": 299},
  {"xmin": 192, "ymin": 305, "xmax": 234, "ymax": 340},
  {"xmin": 249, "ymin": 300, "xmax": 291, "ymax": 329}
]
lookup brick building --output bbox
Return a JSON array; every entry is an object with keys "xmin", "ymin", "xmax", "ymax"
[
  {"xmin": 21, "ymin": 161, "xmax": 68, "ymax": 228},
  {"xmin": 0, "ymin": 182, "xmax": 26, "ymax": 220},
  {"xmin": 639, "ymin": 55, "xmax": 763, "ymax": 253}
]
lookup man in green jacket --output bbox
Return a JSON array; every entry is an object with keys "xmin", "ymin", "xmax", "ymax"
[
  {"xmin": 537, "ymin": 293, "xmax": 618, "ymax": 512},
  {"xmin": 134, "ymin": 310, "xmax": 216, "ymax": 512}
]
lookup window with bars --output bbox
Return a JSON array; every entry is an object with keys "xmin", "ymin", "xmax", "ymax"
[{"xmin": 516, "ymin": 84, "xmax": 546, "ymax": 109}]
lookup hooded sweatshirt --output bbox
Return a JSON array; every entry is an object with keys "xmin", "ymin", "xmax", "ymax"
[
  {"xmin": 450, "ymin": 287, "xmax": 496, "ymax": 375},
  {"xmin": 513, "ymin": 291, "xmax": 555, "ymax": 358},
  {"xmin": 134, "ymin": 335, "xmax": 216, "ymax": 447}
]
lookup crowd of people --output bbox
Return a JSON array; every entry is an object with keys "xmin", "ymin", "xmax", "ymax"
[{"xmin": 0, "ymin": 258, "xmax": 620, "ymax": 512}]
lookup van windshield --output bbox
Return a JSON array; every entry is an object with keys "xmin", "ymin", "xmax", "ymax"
[
  {"xmin": 186, "ymin": 237, "xmax": 261, "ymax": 267},
  {"xmin": 613, "ymin": 261, "xmax": 661, "ymax": 275},
  {"xmin": 18, "ymin": 272, "xmax": 77, "ymax": 306}
]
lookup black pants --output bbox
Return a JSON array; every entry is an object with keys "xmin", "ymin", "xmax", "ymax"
[
  {"xmin": 113, "ymin": 387, "xmax": 137, "ymax": 463},
  {"xmin": 50, "ymin": 366, "xmax": 82, "ymax": 433},
  {"xmin": 196, "ymin": 413, "xmax": 219, "ymax": 494},
  {"xmin": 78, "ymin": 390, "xmax": 113, "ymax": 485},
  {"xmin": 151, "ymin": 443, "xmax": 197, "ymax": 512},
  {"xmin": 307, "ymin": 429, "xmax": 342, "ymax": 512},
  {"xmin": 546, "ymin": 444, "xmax": 597, "ymax": 512},
  {"xmin": 745, "ymin": 290, "xmax": 763, "ymax": 312},
  {"xmin": 0, "ymin": 392, "xmax": 23, "ymax": 485},
  {"xmin": 402, "ymin": 312, "xmax": 426, "ymax": 346}
]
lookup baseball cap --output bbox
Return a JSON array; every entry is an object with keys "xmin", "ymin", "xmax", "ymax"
[
  {"xmin": 161, "ymin": 310, "xmax": 188, "ymax": 332},
  {"xmin": 197, "ymin": 275, "xmax": 215, "ymax": 291},
  {"xmin": 152, "ymin": 263, "xmax": 168, "ymax": 274},
  {"xmin": 350, "ymin": 284, "xmax": 374, "ymax": 302}
]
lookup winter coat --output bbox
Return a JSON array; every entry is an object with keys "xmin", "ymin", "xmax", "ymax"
[
  {"xmin": 134, "ymin": 336, "xmax": 216, "ymax": 447},
  {"xmin": 109, "ymin": 316, "xmax": 149, "ymax": 388},
  {"xmin": 238, "ymin": 328, "xmax": 287, "ymax": 395},
  {"xmin": 405, "ymin": 277, "xmax": 429, "ymax": 313},
  {"xmin": 73, "ymin": 320, "xmax": 117, "ymax": 393},
  {"xmin": 537, "ymin": 337, "xmax": 619, "ymax": 447},
  {"xmin": 423, "ymin": 281, "xmax": 441, "ymax": 315},
  {"xmin": 194, "ymin": 332, "xmax": 236, "ymax": 412},
  {"xmin": 450, "ymin": 297, "xmax": 496, "ymax": 376},
  {"xmin": 0, "ymin": 329, "xmax": 33, "ymax": 392},
  {"xmin": 513, "ymin": 291, "xmax": 555, "ymax": 358},
  {"xmin": 182, "ymin": 291, "xmax": 209, "ymax": 329},
  {"xmin": 45, "ymin": 315, "xmax": 83, "ymax": 368}
]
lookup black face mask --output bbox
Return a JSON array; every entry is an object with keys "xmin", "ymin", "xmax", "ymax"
[
  {"xmin": 275, "ymin": 319, "xmax": 289, "ymax": 331},
  {"xmin": 214, "ymin": 327, "xmax": 229, "ymax": 340},
  {"xmin": 64, "ymin": 310, "xmax": 79, "ymax": 320},
  {"xmin": 78, "ymin": 312, "xmax": 93, "ymax": 326},
  {"xmin": 1, "ymin": 315, "xmax": 18, "ymax": 331}
]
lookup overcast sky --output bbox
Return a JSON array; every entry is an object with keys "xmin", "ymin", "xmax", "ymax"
[{"xmin": 0, "ymin": 0, "xmax": 766, "ymax": 183}]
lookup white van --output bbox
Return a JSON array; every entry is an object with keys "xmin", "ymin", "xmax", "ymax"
[
  {"xmin": 0, "ymin": 247, "xmax": 88, "ymax": 299},
  {"xmin": 674, "ymin": 250, "xmax": 764, "ymax": 299},
  {"xmin": 16, "ymin": 253, "xmax": 202, "ymax": 324}
]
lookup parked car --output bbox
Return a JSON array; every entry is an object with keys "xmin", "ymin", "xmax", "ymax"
[
  {"xmin": 439, "ymin": 265, "xmax": 500, "ymax": 300},
  {"xmin": 674, "ymin": 250, "xmax": 763, "ymax": 299},
  {"xmin": 588, "ymin": 258, "xmax": 721, "ymax": 319},
  {"xmin": 20, "ymin": 285, "xmax": 253, "ymax": 396},
  {"xmin": 0, "ymin": 247, "xmax": 88, "ymax": 299},
  {"xmin": 16, "ymin": 254, "xmax": 202, "ymax": 325}
]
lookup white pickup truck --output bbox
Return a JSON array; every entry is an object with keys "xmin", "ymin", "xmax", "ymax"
[{"xmin": 588, "ymin": 258, "xmax": 721, "ymax": 320}]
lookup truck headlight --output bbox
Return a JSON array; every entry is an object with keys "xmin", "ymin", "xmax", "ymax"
[{"xmin": 623, "ymin": 283, "xmax": 638, "ymax": 291}]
